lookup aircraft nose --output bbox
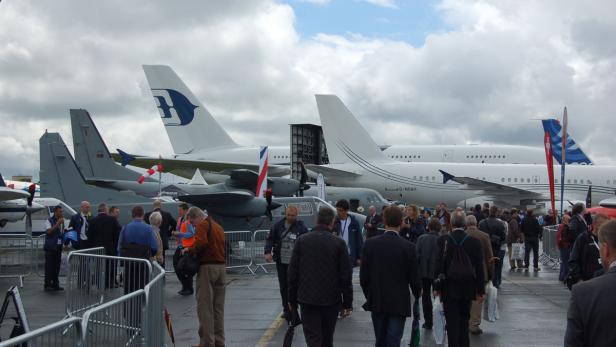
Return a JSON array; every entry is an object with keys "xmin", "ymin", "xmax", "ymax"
[{"xmin": 27, "ymin": 202, "xmax": 45, "ymax": 214}]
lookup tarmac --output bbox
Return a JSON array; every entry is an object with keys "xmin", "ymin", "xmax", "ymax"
[{"xmin": 0, "ymin": 259, "xmax": 570, "ymax": 346}]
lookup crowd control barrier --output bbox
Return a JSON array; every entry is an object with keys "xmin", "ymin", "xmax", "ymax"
[
  {"xmin": 540, "ymin": 226, "xmax": 560, "ymax": 269},
  {"xmin": 0, "ymin": 234, "xmax": 34, "ymax": 287},
  {"xmin": 0, "ymin": 317, "xmax": 83, "ymax": 347},
  {"xmin": 224, "ymin": 231, "xmax": 256, "ymax": 274},
  {"xmin": 251, "ymin": 230, "xmax": 275, "ymax": 274}
]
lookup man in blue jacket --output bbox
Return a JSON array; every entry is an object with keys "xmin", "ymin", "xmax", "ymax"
[
  {"xmin": 68, "ymin": 201, "xmax": 91, "ymax": 249},
  {"xmin": 44, "ymin": 205, "xmax": 65, "ymax": 291},
  {"xmin": 264, "ymin": 205, "xmax": 309, "ymax": 321},
  {"xmin": 334, "ymin": 200, "xmax": 364, "ymax": 267}
]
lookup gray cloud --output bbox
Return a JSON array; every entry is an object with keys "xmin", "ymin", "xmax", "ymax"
[{"xmin": 1, "ymin": 0, "xmax": 615, "ymax": 180}]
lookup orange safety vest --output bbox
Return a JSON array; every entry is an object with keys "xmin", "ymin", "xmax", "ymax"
[{"xmin": 180, "ymin": 219, "xmax": 195, "ymax": 248}]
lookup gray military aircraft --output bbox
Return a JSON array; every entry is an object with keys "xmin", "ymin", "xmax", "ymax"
[{"xmin": 70, "ymin": 108, "xmax": 299, "ymax": 198}]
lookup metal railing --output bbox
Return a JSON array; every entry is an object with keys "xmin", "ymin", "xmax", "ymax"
[
  {"xmin": 0, "ymin": 316, "xmax": 83, "ymax": 347},
  {"xmin": 224, "ymin": 231, "xmax": 256, "ymax": 274},
  {"xmin": 540, "ymin": 225, "xmax": 560, "ymax": 269},
  {"xmin": 0, "ymin": 234, "xmax": 35, "ymax": 287},
  {"xmin": 251, "ymin": 230, "xmax": 275, "ymax": 274}
]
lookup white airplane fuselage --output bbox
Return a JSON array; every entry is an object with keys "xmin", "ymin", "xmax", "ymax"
[{"xmin": 321, "ymin": 161, "xmax": 616, "ymax": 208}]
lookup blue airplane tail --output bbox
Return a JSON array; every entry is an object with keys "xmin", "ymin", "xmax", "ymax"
[
  {"xmin": 0, "ymin": 173, "xmax": 5, "ymax": 187},
  {"xmin": 542, "ymin": 119, "xmax": 593, "ymax": 165}
]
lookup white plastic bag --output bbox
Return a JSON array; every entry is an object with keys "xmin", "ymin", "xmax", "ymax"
[
  {"xmin": 59, "ymin": 252, "xmax": 68, "ymax": 277},
  {"xmin": 432, "ymin": 296, "xmax": 446, "ymax": 345},
  {"xmin": 484, "ymin": 282, "xmax": 499, "ymax": 322},
  {"xmin": 512, "ymin": 243, "xmax": 525, "ymax": 261}
]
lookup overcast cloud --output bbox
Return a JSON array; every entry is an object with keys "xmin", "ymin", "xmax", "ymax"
[{"xmin": 1, "ymin": 0, "xmax": 615, "ymax": 179}]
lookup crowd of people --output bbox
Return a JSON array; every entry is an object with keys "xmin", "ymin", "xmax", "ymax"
[{"xmin": 42, "ymin": 197, "xmax": 616, "ymax": 347}]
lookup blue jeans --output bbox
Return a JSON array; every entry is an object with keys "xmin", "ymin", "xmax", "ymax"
[
  {"xmin": 559, "ymin": 247, "xmax": 571, "ymax": 281},
  {"xmin": 371, "ymin": 313, "xmax": 406, "ymax": 347},
  {"xmin": 493, "ymin": 249, "xmax": 506, "ymax": 288}
]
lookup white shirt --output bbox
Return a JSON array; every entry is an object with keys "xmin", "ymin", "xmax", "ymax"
[
  {"xmin": 610, "ymin": 260, "xmax": 616, "ymax": 269},
  {"xmin": 80, "ymin": 213, "xmax": 88, "ymax": 241},
  {"xmin": 340, "ymin": 217, "xmax": 351, "ymax": 252}
]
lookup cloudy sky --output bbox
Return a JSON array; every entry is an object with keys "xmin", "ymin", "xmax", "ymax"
[{"xmin": 1, "ymin": 0, "xmax": 615, "ymax": 179}]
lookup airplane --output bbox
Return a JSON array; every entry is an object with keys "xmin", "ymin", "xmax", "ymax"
[
  {"xmin": 306, "ymin": 95, "xmax": 616, "ymax": 208},
  {"xmin": 40, "ymin": 132, "xmax": 302, "ymax": 229},
  {"xmin": 70, "ymin": 108, "xmax": 299, "ymax": 198},
  {"xmin": 4, "ymin": 180, "xmax": 40, "ymax": 195},
  {"xmin": 121, "ymin": 65, "xmax": 592, "ymax": 176},
  {"xmin": 0, "ymin": 174, "xmax": 44, "ymax": 228},
  {"xmin": 111, "ymin": 65, "xmax": 292, "ymax": 183},
  {"xmin": 0, "ymin": 197, "xmax": 76, "ymax": 235}
]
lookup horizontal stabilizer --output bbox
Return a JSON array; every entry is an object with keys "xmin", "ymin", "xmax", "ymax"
[
  {"xmin": 117, "ymin": 149, "xmax": 136, "ymax": 167},
  {"xmin": 305, "ymin": 164, "xmax": 361, "ymax": 179},
  {"xmin": 439, "ymin": 170, "xmax": 543, "ymax": 198},
  {"xmin": 542, "ymin": 119, "xmax": 593, "ymax": 165}
]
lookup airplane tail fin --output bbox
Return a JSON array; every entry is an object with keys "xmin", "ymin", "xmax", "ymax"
[
  {"xmin": 39, "ymin": 132, "xmax": 150, "ymax": 206},
  {"xmin": 542, "ymin": 119, "xmax": 593, "ymax": 165},
  {"xmin": 70, "ymin": 109, "xmax": 155, "ymax": 182},
  {"xmin": 142, "ymin": 65, "xmax": 238, "ymax": 154},
  {"xmin": 315, "ymin": 95, "xmax": 389, "ymax": 164},
  {"xmin": 0, "ymin": 173, "xmax": 5, "ymax": 187}
]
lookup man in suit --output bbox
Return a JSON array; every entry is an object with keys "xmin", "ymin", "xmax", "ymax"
[
  {"xmin": 364, "ymin": 205, "xmax": 384, "ymax": 239},
  {"xmin": 68, "ymin": 201, "xmax": 91, "ymax": 249},
  {"xmin": 465, "ymin": 215, "xmax": 494, "ymax": 335},
  {"xmin": 88, "ymin": 203, "xmax": 122, "ymax": 288},
  {"xmin": 435, "ymin": 210, "xmax": 485, "ymax": 347},
  {"xmin": 145, "ymin": 200, "xmax": 177, "ymax": 268},
  {"xmin": 565, "ymin": 219, "xmax": 616, "ymax": 347},
  {"xmin": 360, "ymin": 206, "xmax": 421, "ymax": 346},
  {"xmin": 333, "ymin": 199, "xmax": 364, "ymax": 267},
  {"xmin": 288, "ymin": 207, "xmax": 353, "ymax": 347}
]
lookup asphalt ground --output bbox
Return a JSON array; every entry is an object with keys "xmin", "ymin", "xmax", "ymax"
[{"xmin": 0, "ymin": 257, "xmax": 569, "ymax": 346}]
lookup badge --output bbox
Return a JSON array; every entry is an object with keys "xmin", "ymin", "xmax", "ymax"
[{"xmin": 290, "ymin": 234, "xmax": 297, "ymax": 240}]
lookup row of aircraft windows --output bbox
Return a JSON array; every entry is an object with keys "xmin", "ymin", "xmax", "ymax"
[
  {"xmin": 413, "ymin": 176, "xmax": 437, "ymax": 181},
  {"xmin": 498, "ymin": 178, "xmax": 616, "ymax": 185},
  {"xmin": 466, "ymin": 155, "xmax": 507, "ymax": 159},
  {"xmin": 389, "ymin": 155, "xmax": 423, "ymax": 159},
  {"xmin": 272, "ymin": 155, "xmax": 290, "ymax": 159}
]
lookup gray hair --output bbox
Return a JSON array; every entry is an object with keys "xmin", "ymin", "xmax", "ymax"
[
  {"xmin": 317, "ymin": 207, "xmax": 336, "ymax": 226},
  {"xmin": 97, "ymin": 203, "xmax": 107, "ymax": 213},
  {"xmin": 451, "ymin": 210, "xmax": 467, "ymax": 228},
  {"xmin": 465, "ymin": 215, "xmax": 477, "ymax": 227},
  {"xmin": 186, "ymin": 206, "xmax": 206, "ymax": 219},
  {"xmin": 148, "ymin": 211, "xmax": 162, "ymax": 227},
  {"xmin": 153, "ymin": 200, "xmax": 162, "ymax": 209},
  {"xmin": 599, "ymin": 220, "xmax": 616, "ymax": 250}
]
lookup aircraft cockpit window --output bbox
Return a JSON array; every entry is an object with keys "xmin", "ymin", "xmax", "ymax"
[
  {"xmin": 32, "ymin": 208, "xmax": 50, "ymax": 221},
  {"xmin": 285, "ymin": 202, "xmax": 313, "ymax": 216}
]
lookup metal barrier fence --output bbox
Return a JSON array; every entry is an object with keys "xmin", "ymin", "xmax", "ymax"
[
  {"xmin": 143, "ymin": 262, "xmax": 165, "ymax": 346},
  {"xmin": 0, "ymin": 234, "xmax": 35, "ymax": 287},
  {"xmin": 540, "ymin": 225, "xmax": 560, "ymax": 269},
  {"xmin": 251, "ymin": 230, "xmax": 275, "ymax": 274},
  {"xmin": 0, "ymin": 316, "xmax": 83, "ymax": 347},
  {"xmin": 224, "ymin": 231, "xmax": 256, "ymax": 274},
  {"xmin": 65, "ymin": 252, "xmax": 152, "ymax": 318}
]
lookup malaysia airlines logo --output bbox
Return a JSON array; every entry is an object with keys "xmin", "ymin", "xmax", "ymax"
[{"xmin": 151, "ymin": 88, "xmax": 198, "ymax": 126}]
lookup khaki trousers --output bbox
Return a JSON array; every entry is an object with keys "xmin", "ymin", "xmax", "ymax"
[
  {"xmin": 469, "ymin": 283, "xmax": 487, "ymax": 331},
  {"xmin": 196, "ymin": 264, "xmax": 226, "ymax": 347}
]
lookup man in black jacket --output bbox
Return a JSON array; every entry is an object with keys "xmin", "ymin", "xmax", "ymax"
[
  {"xmin": 333, "ymin": 199, "xmax": 363, "ymax": 267},
  {"xmin": 144, "ymin": 200, "xmax": 176, "ymax": 268},
  {"xmin": 567, "ymin": 213, "xmax": 608, "ymax": 287},
  {"xmin": 288, "ymin": 207, "xmax": 353, "ymax": 347},
  {"xmin": 264, "ymin": 205, "xmax": 309, "ymax": 321},
  {"xmin": 360, "ymin": 206, "xmax": 421, "ymax": 346},
  {"xmin": 88, "ymin": 203, "xmax": 122, "ymax": 288},
  {"xmin": 478, "ymin": 206, "xmax": 506, "ymax": 287},
  {"xmin": 520, "ymin": 209, "xmax": 543, "ymax": 271},
  {"xmin": 565, "ymin": 219, "xmax": 616, "ymax": 347},
  {"xmin": 568, "ymin": 203, "xmax": 589, "ymax": 242},
  {"xmin": 364, "ymin": 206, "xmax": 383, "ymax": 239},
  {"xmin": 435, "ymin": 210, "xmax": 485, "ymax": 347}
]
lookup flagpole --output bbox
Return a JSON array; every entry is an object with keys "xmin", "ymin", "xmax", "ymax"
[{"xmin": 559, "ymin": 107, "xmax": 568, "ymax": 218}]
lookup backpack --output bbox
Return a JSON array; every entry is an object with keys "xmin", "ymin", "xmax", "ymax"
[{"xmin": 445, "ymin": 234, "xmax": 476, "ymax": 281}]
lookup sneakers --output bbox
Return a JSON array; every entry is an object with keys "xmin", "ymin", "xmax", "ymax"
[
  {"xmin": 470, "ymin": 328, "xmax": 484, "ymax": 335},
  {"xmin": 534, "ymin": 267, "xmax": 541, "ymax": 271},
  {"xmin": 178, "ymin": 289, "xmax": 194, "ymax": 296}
]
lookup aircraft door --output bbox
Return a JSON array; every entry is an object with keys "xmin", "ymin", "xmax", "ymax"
[{"xmin": 442, "ymin": 150, "xmax": 454, "ymax": 162}]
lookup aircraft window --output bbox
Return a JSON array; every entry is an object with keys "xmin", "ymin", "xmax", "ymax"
[
  {"xmin": 418, "ymin": 156, "xmax": 421, "ymax": 158},
  {"xmin": 404, "ymin": 156, "xmax": 407, "ymax": 158},
  {"xmin": 489, "ymin": 155, "xmax": 492, "ymax": 159},
  {"xmin": 425, "ymin": 176, "xmax": 429, "ymax": 181},
  {"xmin": 508, "ymin": 178, "xmax": 511, "ymax": 182},
  {"xmin": 432, "ymin": 176, "xmax": 436, "ymax": 181},
  {"xmin": 514, "ymin": 178, "xmax": 518, "ymax": 182},
  {"xmin": 482, "ymin": 177, "xmax": 486, "ymax": 180},
  {"xmin": 574, "ymin": 179, "xmax": 578, "ymax": 184},
  {"xmin": 413, "ymin": 176, "xmax": 417, "ymax": 180},
  {"xmin": 501, "ymin": 178, "xmax": 505, "ymax": 182},
  {"xmin": 395, "ymin": 155, "xmax": 399, "ymax": 158},
  {"xmin": 534, "ymin": 178, "xmax": 538, "ymax": 183},
  {"xmin": 503, "ymin": 155, "xmax": 506, "ymax": 158},
  {"xmin": 567, "ymin": 179, "xmax": 571, "ymax": 184},
  {"xmin": 608, "ymin": 180, "xmax": 611, "ymax": 185},
  {"xmin": 555, "ymin": 179, "xmax": 558, "ymax": 184},
  {"xmin": 527, "ymin": 178, "xmax": 530, "ymax": 183},
  {"xmin": 419, "ymin": 176, "xmax": 423, "ymax": 181},
  {"xmin": 498, "ymin": 155, "xmax": 501, "ymax": 158},
  {"xmin": 286, "ymin": 202, "xmax": 313, "ymax": 216},
  {"xmin": 587, "ymin": 180, "xmax": 592, "ymax": 184}
]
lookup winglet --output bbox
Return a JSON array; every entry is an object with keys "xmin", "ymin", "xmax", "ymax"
[
  {"xmin": 439, "ymin": 170, "xmax": 455, "ymax": 184},
  {"xmin": 0, "ymin": 173, "xmax": 5, "ymax": 187},
  {"xmin": 116, "ymin": 149, "xmax": 136, "ymax": 167}
]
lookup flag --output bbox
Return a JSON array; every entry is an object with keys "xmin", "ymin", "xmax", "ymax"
[
  {"xmin": 543, "ymin": 132, "xmax": 556, "ymax": 221},
  {"xmin": 256, "ymin": 146, "xmax": 269, "ymax": 198},
  {"xmin": 560, "ymin": 107, "xmax": 568, "ymax": 216}
]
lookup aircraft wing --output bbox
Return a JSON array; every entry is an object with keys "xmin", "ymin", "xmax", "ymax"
[
  {"xmin": 0, "ymin": 187, "xmax": 30, "ymax": 202},
  {"xmin": 305, "ymin": 164, "xmax": 362, "ymax": 179},
  {"xmin": 439, "ymin": 170, "xmax": 545, "ymax": 199},
  {"xmin": 177, "ymin": 190, "xmax": 255, "ymax": 205},
  {"xmin": 111, "ymin": 152, "xmax": 262, "ymax": 179}
]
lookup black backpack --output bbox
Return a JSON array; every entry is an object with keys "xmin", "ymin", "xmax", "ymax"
[{"xmin": 445, "ymin": 234, "xmax": 476, "ymax": 281}]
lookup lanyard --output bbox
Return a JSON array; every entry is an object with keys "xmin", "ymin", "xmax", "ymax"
[{"xmin": 340, "ymin": 218, "xmax": 349, "ymax": 238}]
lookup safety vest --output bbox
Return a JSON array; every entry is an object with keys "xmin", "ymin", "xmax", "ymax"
[{"xmin": 180, "ymin": 220, "xmax": 195, "ymax": 248}]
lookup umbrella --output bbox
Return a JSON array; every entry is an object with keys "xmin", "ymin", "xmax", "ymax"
[
  {"xmin": 283, "ymin": 307, "xmax": 302, "ymax": 347},
  {"xmin": 409, "ymin": 299, "xmax": 421, "ymax": 347},
  {"xmin": 164, "ymin": 308, "xmax": 176, "ymax": 346}
]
